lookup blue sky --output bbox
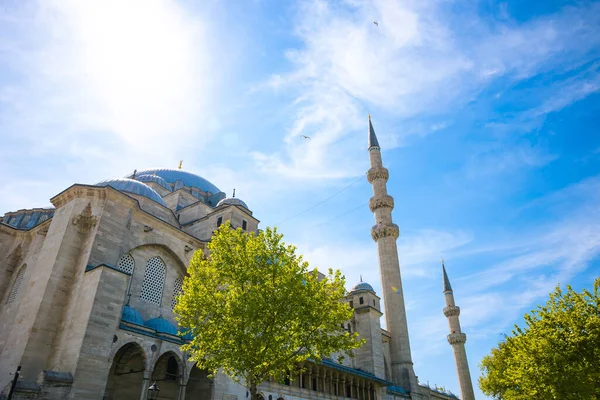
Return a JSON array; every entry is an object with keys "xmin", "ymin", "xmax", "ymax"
[{"xmin": 1, "ymin": 0, "xmax": 599, "ymax": 398}]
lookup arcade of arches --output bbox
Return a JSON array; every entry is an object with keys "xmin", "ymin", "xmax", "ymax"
[{"xmin": 104, "ymin": 342, "xmax": 212, "ymax": 400}]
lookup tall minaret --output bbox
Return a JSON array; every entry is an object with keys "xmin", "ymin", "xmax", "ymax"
[
  {"xmin": 442, "ymin": 261, "xmax": 475, "ymax": 400},
  {"xmin": 367, "ymin": 116, "xmax": 417, "ymax": 391}
]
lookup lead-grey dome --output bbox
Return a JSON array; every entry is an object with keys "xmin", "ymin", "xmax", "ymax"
[
  {"xmin": 135, "ymin": 174, "xmax": 172, "ymax": 192},
  {"xmin": 351, "ymin": 282, "xmax": 374, "ymax": 292},
  {"xmin": 216, "ymin": 197, "xmax": 249, "ymax": 210},
  {"xmin": 96, "ymin": 178, "xmax": 167, "ymax": 207},
  {"xmin": 130, "ymin": 168, "xmax": 221, "ymax": 194}
]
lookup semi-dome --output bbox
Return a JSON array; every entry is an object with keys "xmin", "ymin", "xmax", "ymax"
[
  {"xmin": 216, "ymin": 197, "xmax": 249, "ymax": 209},
  {"xmin": 96, "ymin": 178, "xmax": 167, "ymax": 207},
  {"xmin": 145, "ymin": 316, "xmax": 178, "ymax": 336},
  {"xmin": 351, "ymin": 282, "xmax": 374, "ymax": 292},
  {"xmin": 135, "ymin": 174, "xmax": 172, "ymax": 192},
  {"xmin": 131, "ymin": 168, "xmax": 221, "ymax": 194},
  {"xmin": 121, "ymin": 305, "xmax": 144, "ymax": 326}
]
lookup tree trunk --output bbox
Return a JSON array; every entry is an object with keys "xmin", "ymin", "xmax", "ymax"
[{"xmin": 249, "ymin": 382, "xmax": 258, "ymax": 400}]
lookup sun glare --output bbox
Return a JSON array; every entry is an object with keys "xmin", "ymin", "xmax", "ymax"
[{"xmin": 49, "ymin": 0, "xmax": 208, "ymax": 144}]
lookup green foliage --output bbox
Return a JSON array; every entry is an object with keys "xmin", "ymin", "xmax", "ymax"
[
  {"xmin": 174, "ymin": 222, "xmax": 363, "ymax": 398},
  {"xmin": 479, "ymin": 278, "xmax": 600, "ymax": 400}
]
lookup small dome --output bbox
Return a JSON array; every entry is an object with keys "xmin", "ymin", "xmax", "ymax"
[
  {"xmin": 121, "ymin": 305, "xmax": 144, "ymax": 326},
  {"xmin": 179, "ymin": 328, "xmax": 194, "ymax": 341},
  {"xmin": 145, "ymin": 316, "xmax": 178, "ymax": 336},
  {"xmin": 216, "ymin": 197, "xmax": 249, "ymax": 209},
  {"xmin": 135, "ymin": 174, "xmax": 172, "ymax": 192},
  {"xmin": 96, "ymin": 178, "xmax": 167, "ymax": 207},
  {"xmin": 351, "ymin": 282, "xmax": 374, "ymax": 292},
  {"xmin": 131, "ymin": 168, "xmax": 221, "ymax": 194}
]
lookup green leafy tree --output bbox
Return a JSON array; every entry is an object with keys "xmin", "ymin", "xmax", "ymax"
[
  {"xmin": 174, "ymin": 223, "xmax": 363, "ymax": 400},
  {"xmin": 479, "ymin": 278, "xmax": 600, "ymax": 399}
]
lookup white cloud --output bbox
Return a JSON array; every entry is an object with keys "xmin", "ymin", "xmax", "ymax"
[
  {"xmin": 253, "ymin": 0, "xmax": 600, "ymax": 179},
  {"xmin": 0, "ymin": 0, "xmax": 220, "ymax": 161}
]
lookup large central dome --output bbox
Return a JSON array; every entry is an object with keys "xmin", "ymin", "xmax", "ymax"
[{"xmin": 130, "ymin": 168, "xmax": 221, "ymax": 194}]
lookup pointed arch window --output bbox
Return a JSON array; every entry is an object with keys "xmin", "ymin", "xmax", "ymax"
[
  {"xmin": 140, "ymin": 257, "xmax": 166, "ymax": 306},
  {"xmin": 171, "ymin": 276, "xmax": 184, "ymax": 310},
  {"xmin": 116, "ymin": 253, "xmax": 135, "ymax": 275},
  {"xmin": 7, "ymin": 265, "xmax": 26, "ymax": 303}
]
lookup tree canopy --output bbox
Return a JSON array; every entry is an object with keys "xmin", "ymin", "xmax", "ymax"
[
  {"xmin": 174, "ymin": 223, "xmax": 363, "ymax": 399},
  {"xmin": 479, "ymin": 278, "xmax": 600, "ymax": 400}
]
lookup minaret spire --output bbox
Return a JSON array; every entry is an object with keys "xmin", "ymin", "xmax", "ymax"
[
  {"xmin": 442, "ymin": 259, "xmax": 452, "ymax": 292},
  {"xmin": 368, "ymin": 115, "xmax": 380, "ymax": 150},
  {"xmin": 367, "ymin": 116, "xmax": 417, "ymax": 391},
  {"xmin": 442, "ymin": 262, "xmax": 475, "ymax": 400}
]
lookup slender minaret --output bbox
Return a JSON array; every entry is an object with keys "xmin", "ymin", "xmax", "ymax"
[
  {"xmin": 442, "ymin": 261, "xmax": 475, "ymax": 400},
  {"xmin": 367, "ymin": 116, "xmax": 417, "ymax": 391}
]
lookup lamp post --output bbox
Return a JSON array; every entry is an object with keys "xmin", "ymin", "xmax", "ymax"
[
  {"xmin": 148, "ymin": 382, "xmax": 160, "ymax": 400},
  {"xmin": 6, "ymin": 366, "xmax": 22, "ymax": 400}
]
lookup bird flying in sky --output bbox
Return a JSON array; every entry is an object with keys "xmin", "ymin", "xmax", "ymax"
[
  {"xmin": 373, "ymin": 21, "xmax": 378, "ymax": 26},
  {"xmin": 301, "ymin": 135, "xmax": 311, "ymax": 139}
]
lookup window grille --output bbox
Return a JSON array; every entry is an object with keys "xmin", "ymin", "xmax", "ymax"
[
  {"xmin": 140, "ymin": 257, "xmax": 166, "ymax": 306},
  {"xmin": 8, "ymin": 265, "xmax": 26, "ymax": 303},
  {"xmin": 116, "ymin": 254, "xmax": 135, "ymax": 275},
  {"xmin": 171, "ymin": 276, "xmax": 184, "ymax": 310},
  {"xmin": 39, "ymin": 214, "xmax": 49, "ymax": 223}
]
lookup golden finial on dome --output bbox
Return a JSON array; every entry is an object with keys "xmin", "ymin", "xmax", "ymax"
[{"xmin": 178, "ymin": 160, "xmax": 183, "ymax": 170}]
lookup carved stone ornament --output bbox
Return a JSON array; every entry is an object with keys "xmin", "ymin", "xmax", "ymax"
[
  {"xmin": 367, "ymin": 167, "xmax": 389, "ymax": 184},
  {"xmin": 369, "ymin": 195, "xmax": 394, "ymax": 212},
  {"xmin": 144, "ymin": 225, "xmax": 153, "ymax": 232},
  {"xmin": 72, "ymin": 203, "xmax": 97, "ymax": 230},
  {"xmin": 447, "ymin": 332, "xmax": 467, "ymax": 345},
  {"xmin": 443, "ymin": 306, "xmax": 461, "ymax": 317},
  {"xmin": 371, "ymin": 223, "xmax": 400, "ymax": 241}
]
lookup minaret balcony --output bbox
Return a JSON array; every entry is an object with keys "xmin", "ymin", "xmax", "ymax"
[
  {"xmin": 367, "ymin": 166, "xmax": 389, "ymax": 183},
  {"xmin": 369, "ymin": 195, "xmax": 394, "ymax": 212},
  {"xmin": 371, "ymin": 223, "xmax": 400, "ymax": 241},
  {"xmin": 443, "ymin": 306, "xmax": 460, "ymax": 317},
  {"xmin": 447, "ymin": 332, "xmax": 467, "ymax": 345}
]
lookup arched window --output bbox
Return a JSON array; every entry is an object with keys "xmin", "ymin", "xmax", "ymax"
[
  {"xmin": 117, "ymin": 253, "xmax": 135, "ymax": 275},
  {"xmin": 171, "ymin": 276, "xmax": 184, "ymax": 310},
  {"xmin": 7, "ymin": 265, "xmax": 26, "ymax": 303},
  {"xmin": 140, "ymin": 257, "xmax": 166, "ymax": 306}
]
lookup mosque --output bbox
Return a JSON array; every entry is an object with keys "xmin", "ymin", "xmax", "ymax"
[{"xmin": 0, "ymin": 119, "xmax": 474, "ymax": 400}]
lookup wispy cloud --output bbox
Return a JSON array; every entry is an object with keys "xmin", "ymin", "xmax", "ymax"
[
  {"xmin": 254, "ymin": 0, "xmax": 600, "ymax": 179},
  {"xmin": 408, "ymin": 175, "xmax": 600, "ymax": 361}
]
